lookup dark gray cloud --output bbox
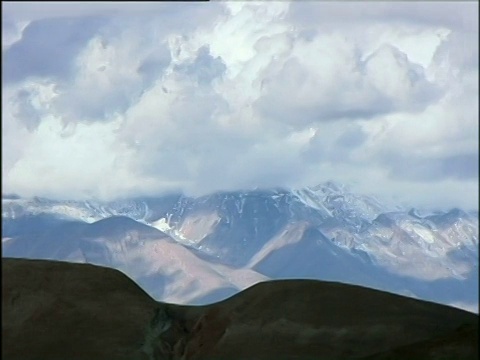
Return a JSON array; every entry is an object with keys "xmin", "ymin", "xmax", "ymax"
[
  {"xmin": 175, "ymin": 45, "xmax": 227, "ymax": 85},
  {"xmin": 432, "ymin": 31, "xmax": 479, "ymax": 74},
  {"xmin": 2, "ymin": 2, "xmax": 224, "ymax": 29},
  {"xmin": 137, "ymin": 50, "xmax": 172, "ymax": 85},
  {"xmin": 3, "ymin": 17, "xmax": 105, "ymax": 83},
  {"xmin": 335, "ymin": 126, "xmax": 368, "ymax": 149},
  {"xmin": 51, "ymin": 38, "xmax": 172, "ymax": 124},
  {"xmin": 380, "ymin": 152, "xmax": 479, "ymax": 182},
  {"xmin": 442, "ymin": 154, "xmax": 479, "ymax": 180},
  {"xmin": 11, "ymin": 89, "xmax": 42, "ymax": 131},
  {"xmin": 287, "ymin": 2, "xmax": 478, "ymax": 33},
  {"xmin": 301, "ymin": 122, "xmax": 369, "ymax": 166}
]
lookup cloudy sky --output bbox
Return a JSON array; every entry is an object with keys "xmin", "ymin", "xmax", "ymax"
[{"xmin": 2, "ymin": 1, "xmax": 478, "ymax": 210}]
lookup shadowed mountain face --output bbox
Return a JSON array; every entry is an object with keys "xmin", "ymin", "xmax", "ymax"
[
  {"xmin": 2, "ymin": 258, "xmax": 478, "ymax": 360},
  {"xmin": 2, "ymin": 183, "xmax": 478, "ymax": 310}
]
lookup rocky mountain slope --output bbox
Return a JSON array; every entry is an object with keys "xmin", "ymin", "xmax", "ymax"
[{"xmin": 2, "ymin": 182, "xmax": 478, "ymax": 310}]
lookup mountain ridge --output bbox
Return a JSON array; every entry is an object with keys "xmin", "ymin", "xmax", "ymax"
[{"xmin": 2, "ymin": 182, "xmax": 478, "ymax": 310}]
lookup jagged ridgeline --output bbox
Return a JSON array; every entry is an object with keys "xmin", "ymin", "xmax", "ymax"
[{"xmin": 2, "ymin": 182, "xmax": 478, "ymax": 310}]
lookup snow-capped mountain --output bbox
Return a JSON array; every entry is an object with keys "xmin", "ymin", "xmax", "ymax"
[{"xmin": 2, "ymin": 182, "xmax": 478, "ymax": 310}]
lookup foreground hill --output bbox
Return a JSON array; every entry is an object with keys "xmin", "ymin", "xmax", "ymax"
[{"xmin": 2, "ymin": 258, "xmax": 478, "ymax": 360}]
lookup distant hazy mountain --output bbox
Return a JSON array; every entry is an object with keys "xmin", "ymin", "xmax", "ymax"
[
  {"xmin": 2, "ymin": 182, "xmax": 478, "ymax": 310},
  {"xmin": 1, "ymin": 214, "xmax": 267, "ymax": 305},
  {"xmin": 3, "ymin": 258, "xmax": 478, "ymax": 360}
]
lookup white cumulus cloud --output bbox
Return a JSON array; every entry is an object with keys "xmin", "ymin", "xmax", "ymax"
[{"xmin": 1, "ymin": 1, "xmax": 478, "ymax": 210}]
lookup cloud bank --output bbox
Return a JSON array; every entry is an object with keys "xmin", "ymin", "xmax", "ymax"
[{"xmin": 2, "ymin": 1, "xmax": 478, "ymax": 210}]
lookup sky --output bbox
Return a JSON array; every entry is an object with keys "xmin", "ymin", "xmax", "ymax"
[{"xmin": 1, "ymin": 1, "xmax": 479, "ymax": 211}]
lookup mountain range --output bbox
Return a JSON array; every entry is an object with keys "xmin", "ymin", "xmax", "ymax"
[{"xmin": 2, "ymin": 181, "xmax": 478, "ymax": 311}]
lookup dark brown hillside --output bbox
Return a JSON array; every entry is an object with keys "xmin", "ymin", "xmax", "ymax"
[
  {"xmin": 2, "ymin": 258, "xmax": 158, "ymax": 360},
  {"xmin": 169, "ymin": 280, "xmax": 478, "ymax": 360},
  {"xmin": 2, "ymin": 258, "xmax": 478, "ymax": 360}
]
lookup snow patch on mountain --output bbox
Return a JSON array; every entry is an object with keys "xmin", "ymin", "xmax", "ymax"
[{"xmin": 248, "ymin": 222, "xmax": 311, "ymax": 268}]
